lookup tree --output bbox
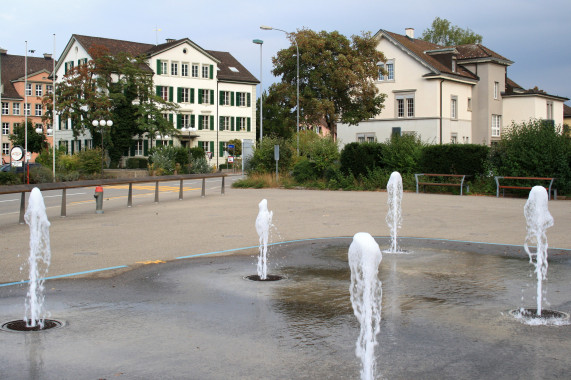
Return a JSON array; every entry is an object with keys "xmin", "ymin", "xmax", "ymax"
[
  {"xmin": 257, "ymin": 90, "xmax": 294, "ymax": 140},
  {"xmin": 421, "ymin": 17, "xmax": 483, "ymax": 46},
  {"xmin": 9, "ymin": 120, "xmax": 48, "ymax": 154},
  {"xmin": 271, "ymin": 29, "xmax": 386, "ymax": 139}
]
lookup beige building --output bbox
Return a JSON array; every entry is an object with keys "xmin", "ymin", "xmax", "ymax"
[
  {"xmin": 337, "ymin": 28, "xmax": 568, "ymax": 147},
  {"xmin": 54, "ymin": 35, "xmax": 258, "ymax": 167}
]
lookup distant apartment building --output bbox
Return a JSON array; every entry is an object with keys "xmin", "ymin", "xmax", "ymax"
[
  {"xmin": 54, "ymin": 35, "xmax": 258, "ymax": 167},
  {"xmin": 337, "ymin": 28, "xmax": 568, "ymax": 147},
  {"xmin": 1, "ymin": 49, "xmax": 56, "ymax": 164}
]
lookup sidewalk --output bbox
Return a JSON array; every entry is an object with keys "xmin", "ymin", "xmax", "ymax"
[{"xmin": 1, "ymin": 186, "xmax": 569, "ymax": 284}]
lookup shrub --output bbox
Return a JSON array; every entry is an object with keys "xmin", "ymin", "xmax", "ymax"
[
  {"xmin": 248, "ymin": 136, "xmax": 295, "ymax": 174},
  {"xmin": 149, "ymin": 146, "xmax": 177, "ymax": 175},
  {"xmin": 29, "ymin": 165, "xmax": 55, "ymax": 184},
  {"xmin": 293, "ymin": 157, "xmax": 319, "ymax": 183},
  {"xmin": 420, "ymin": 144, "xmax": 490, "ymax": 177},
  {"xmin": 126, "ymin": 157, "xmax": 148, "ymax": 169},
  {"xmin": 380, "ymin": 134, "xmax": 425, "ymax": 174},
  {"xmin": 77, "ymin": 148, "xmax": 103, "ymax": 175},
  {"xmin": 189, "ymin": 155, "xmax": 211, "ymax": 174},
  {"xmin": 0, "ymin": 172, "xmax": 22, "ymax": 185},
  {"xmin": 340, "ymin": 142, "xmax": 384, "ymax": 177}
]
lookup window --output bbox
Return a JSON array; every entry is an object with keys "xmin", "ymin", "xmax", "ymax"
[
  {"xmin": 451, "ymin": 96, "xmax": 457, "ymax": 120},
  {"xmin": 200, "ymin": 141, "xmax": 209, "ymax": 152},
  {"xmin": 46, "ymin": 85, "xmax": 53, "ymax": 95},
  {"xmin": 35, "ymin": 104, "xmax": 42, "ymax": 116},
  {"xmin": 161, "ymin": 61, "xmax": 168, "ymax": 75},
  {"xmin": 451, "ymin": 59, "xmax": 456, "ymax": 73},
  {"xmin": 181, "ymin": 63, "xmax": 189, "ymax": 77},
  {"xmin": 25, "ymin": 83, "xmax": 32, "ymax": 96},
  {"xmin": 24, "ymin": 103, "xmax": 31, "ymax": 116},
  {"xmin": 451, "ymin": 133, "xmax": 458, "ymax": 144},
  {"xmin": 160, "ymin": 87, "xmax": 169, "ymax": 101},
  {"xmin": 396, "ymin": 93, "xmax": 414, "ymax": 118},
  {"xmin": 491, "ymin": 114, "xmax": 501, "ymax": 137},
  {"xmin": 467, "ymin": 97, "xmax": 472, "ymax": 111},
  {"xmin": 236, "ymin": 92, "xmax": 250, "ymax": 107},
  {"xmin": 237, "ymin": 117, "xmax": 247, "ymax": 131},
  {"xmin": 180, "ymin": 114, "xmax": 191, "ymax": 128},
  {"xmin": 12, "ymin": 103, "xmax": 20, "ymax": 115},
  {"xmin": 378, "ymin": 60, "xmax": 394, "ymax": 81},
  {"xmin": 356, "ymin": 133, "xmax": 376, "ymax": 143},
  {"xmin": 135, "ymin": 140, "xmax": 144, "ymax": 156},
  {"xmin": 192, "ymin": 64, "xmax": 199, "ymax": 78},
  {"xmin": 202, "ymin": 65, "xmax": 209, "ymax": 79},
  {"xmin": 220, "ymin": 91, "xmax": 231, "ymax": 106},
  {"xmin": 180, "ymin": 88, "xmax": 192, "ymax": 103},
  {"xmin": 2, "ymin": 143, "xmax": 9, "ymax": 156},
  {"xmin": 202, "ymin": 89, "xmax": 210, "ymax": 104},
  {"xmin": 1, "ymin": 102, "xmax": 8, "ymax": 115},
  {"xmin": 64, "ymin": 61, "xmax": 74, "ymax": 74},
  {"xmin": 547, "ymin": 101, "xmax": 554, "ymax": 120},
  {"xmin": 202, "ymin": 115, "xmax": 209, "ymax": 130},
  {"xmin": 220, "ymin": 116, "xmax": 231, "ymax": 131},
  {"xmin": 46, "ymin": 124, "xmax": 53, "ymax": 136},
  {"xmin": 35, "ymin": 84, "xmax": 43, "ymax": 97},
  {"xmin": 2, "ymin": 122, "xmax": 9, "ymax": 135},
  {"xmin": 171, "ymin": 62, "xmax": 178, "ymax": 76},
  {"xmin": 494, "ymin": 81, "xmax": 499, "ymax": 100}
]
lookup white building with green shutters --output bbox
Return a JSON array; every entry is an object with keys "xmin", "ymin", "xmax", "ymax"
[{"xmin": 54, "ymin": 34, "xmax": 258, "ymax": 168}]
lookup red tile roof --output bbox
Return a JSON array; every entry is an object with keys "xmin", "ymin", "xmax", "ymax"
[{"xmin": 1, "ymin": 52, "xmax": 55, "ymax": 100}]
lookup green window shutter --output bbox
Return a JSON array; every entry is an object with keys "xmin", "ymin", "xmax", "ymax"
[
  {"xmin": 169, "ymin": 114, "xmax": 173, "ymax": 124},
  {"xmin": 130, "ymin": 142, "xmax": 135, "ymax": 156},
  {"xmin": 191, "ymin": 114, "xmax": 195, "ymax": 128},
  {"xmin": 230, "ymin": 92, "xmax": 234, "ymax": 106},
  {"xmin": 156, "ymin": 86, "xmax": 161, "ymax": 97},
  {"xmin": 210, "ymin": 90, "xmax": 214, "ymax": 105},
  {"xmin": 177, "ymin": 114, "xmax": 182, "ymax": 129},
  {"xmin": 209, "ymin": 64, "xmax": 213, "ymax": 79},
  {"xmin": 156, "ymin": 60, "xmax": 161, "ymax": 75},
  {"xmin": 247, "ymin": 93, "xmax": 251, "ymax": 107},
  {"xmin": 64, "ymin": 62, "xmax": 67, "ymax": 74},
  {"xmin": 198, "ymin": 89, "xmax": 203, "ymax": 104},
  {"xmin": 219, "ymin": 116, "xmax": 223, "ymax": 131},
  {"xmin": 219, "ymin": 142, "xmax": 224, "ymax": 157},
  {"xmin": 247, "ymin": 117, "xmax": 251, "ymax": 132},
  {"xmin": 169, "ymin": 140, "xmax": 173, "ymax": 146},
  {"xmin": 71, "ymin": 142, "xmax": 75, "ymax": 155},
  {"xmin": 78, "ymin": 140, "xmax": 82, "ymax": 151},
  {"xmin": 177, "ymin": 87, "xmax": 182, "ymax": 102},
  {"xmin": 144, "ymin": 140, "xmax": 149, "ymax": 155},
  {"xmin": 198, "ymin": 115, "xmax": 203, "ymax": 130},
  {"xmin": 219, "ymin": 91, "xmax": 223, "ymax": 105},
  {"xmin": 190, "ymin": 88, "xmax": 195, "ymax": 103},
  {"xmin": 210, "ymin": 115, "xmax": 214, "ymax": 130},
  {"xmin": 169, "ymin": 87, "xmax": 173, "ymax": 102},
  {"xmin": 231, "ymin": 117, "xmax": 235, "ymax": 131},
  {"xmin": 210, "ymin": 141, "xmax": 214, "ymax": 152}
]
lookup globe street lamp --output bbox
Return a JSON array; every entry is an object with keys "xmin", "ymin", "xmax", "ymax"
[
  {"xmin": 181, "ymin": 125, "xmax": 197, "ymax": 147},
  {"xmin": 92, "ymin": 119, "xmax": 113, "ymax": 176},
  {"xmin": 260, "ymin": 25, "xmax": 299, "ymax": 155},
  {"xmin": 252, "ymin": 39, "xmax": 263, "ymax": 143}
]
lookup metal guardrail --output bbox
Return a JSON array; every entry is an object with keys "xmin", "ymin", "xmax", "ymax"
[{"xmin": 0, "ymin": 173, "xmax": 226, "ymax": 224}]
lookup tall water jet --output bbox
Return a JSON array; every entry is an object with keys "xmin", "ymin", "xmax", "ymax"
[
  {"xmin": 523, "ymin": 186, "xmax": 554, "ymax": 316},
  {"xmin": 255, "ymin": 199, "xmax": 273, "ymax": 280},
  {"xmin": 349, "ymin": 232, "xmax": 383, "ymax": 380},
  {"xmin": 384, "ymin": 171, "xmax": 404, "ymax": 253},
  {"xmin": 24, "ymin": 188, "xmax": 52, "ymax": 329}
]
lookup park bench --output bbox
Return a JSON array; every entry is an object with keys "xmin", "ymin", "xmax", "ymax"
[
  {"xmin": 414, "ymin": 173, "xmax": 469, "ymax": 196},
  {"xmin": 494, "ymin": 176, "xmax": 556, "ymax": 200}
]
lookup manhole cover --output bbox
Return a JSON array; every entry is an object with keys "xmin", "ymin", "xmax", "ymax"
[
  {"xmin": 245, "ymin": 274, "xmax": 284, "ymax": 282},
  {"xmin": 1, "ymin": 319, "xmax": 64, "ymax": 332}
]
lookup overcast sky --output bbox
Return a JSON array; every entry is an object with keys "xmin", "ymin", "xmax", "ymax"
[{"xmin": 1, "ymin": 0, "xmax": 569, "ymax": 103}]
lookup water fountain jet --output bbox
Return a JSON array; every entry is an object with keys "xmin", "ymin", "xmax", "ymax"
[
  {"xmin": 247, "ymin": 199, "xmax": 282, "ymax": 281},
  {"xmin": 383, "ymin": 171, "xmax": 405, "ymax": 253}
]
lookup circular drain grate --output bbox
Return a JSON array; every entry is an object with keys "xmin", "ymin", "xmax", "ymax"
[
  {"xmin": 245, "ymin": 274, "xmax": 284, "ymax": 282},
  {"xmin": 509, "ymin": 309, "xmax": 570, "ymax": 323},
  {"xmin": 1, "ymin": 319, "xmax": 64, "ymax": 332}
]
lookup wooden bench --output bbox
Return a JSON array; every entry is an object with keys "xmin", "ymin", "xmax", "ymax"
[
  {"xmin": 494, "ymin": 176, "xmax": 556, "ymax": 200},
  {"xmin": 415, "ymin": 174, "xmax": 469, "ymax": 196}
]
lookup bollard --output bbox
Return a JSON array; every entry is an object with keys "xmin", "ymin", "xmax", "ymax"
[{"xmin": 94, "ymin": 186, "xmax": 104, "ymax": 214}]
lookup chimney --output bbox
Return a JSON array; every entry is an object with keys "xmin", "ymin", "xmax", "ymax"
[
  {"xmin": 405, "ymin": 28, "xmax": 414, "ymax": 39},
  {"xmin": 0, "ymin": 48, "xmax": 7, "ymax": 55},
  {"xmin": 166, "ymin": 38, "xmax": 175, "ymax": 43},
  {"xmin": 43, "ymin": 53, "xmax": 52, "ymax": 59}
]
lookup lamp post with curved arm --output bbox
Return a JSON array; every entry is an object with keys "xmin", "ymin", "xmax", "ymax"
[{"xmin": 92, "ymin": 119, "xmax": 113, "ymax": 177}]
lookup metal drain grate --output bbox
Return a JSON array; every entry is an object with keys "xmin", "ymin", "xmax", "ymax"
[
  {"xmin": 1, "ymin": 319, "xmax": 64, "ymax": 332},
  {"xmin": 245, "ymin": 274, "xmax": 284, "ymax": 282}
]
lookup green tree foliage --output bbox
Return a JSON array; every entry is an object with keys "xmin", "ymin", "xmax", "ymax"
[
  {"xmin": 9, "ymin": 120, "xmax": 48, "ymax": 154},
  {"xmin": 298, "ymin": 131, "xmax": 339, "ymax": 175},
  {"xmin": 247, "ymin": 136, "xmax": 295, "ymax": 174},
  {"xmin": 227, "ymin": 139, "xmax": 242, "ymax": 156},
  {"xmin": 421, "ymin": 17, "xmax": 483, "ymax": 46},
  {"xmin": 489, "ymin": 119, "xmax": 571, "ymax": 193},
  {"xmin": 420, "ymin": 144, "xmax": 490, "ymax": 177},
  {"xmin": 271, "ymin": 29, "xmax": 386, "ymax": 138},
  {"xmin": 340, "ymin": 142, "xmax": 384, "ymax": 177},
  {"xmin": 257, "ymin": 90, "xmax": 294, "ymax": 140}
]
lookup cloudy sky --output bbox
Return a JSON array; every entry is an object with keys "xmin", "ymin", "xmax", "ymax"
[{"xmin": 2, "ymin": 0, "xmax": 569, "ymax": 103}]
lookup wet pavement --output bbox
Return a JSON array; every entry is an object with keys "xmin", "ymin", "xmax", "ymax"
[{"xmin": 1, "ymin": 238, "xmax": 570, "ymax": 379}]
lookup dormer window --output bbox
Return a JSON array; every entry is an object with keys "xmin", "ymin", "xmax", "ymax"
[{"xmin": 451, "ymin": 59, "xmax": 456, "ymax": 73}]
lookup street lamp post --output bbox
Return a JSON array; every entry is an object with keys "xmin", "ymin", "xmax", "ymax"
[
  {"xmin": 92, "ymin": 119, "xmax": 113, "ymax": 177},
  {"xmin": 252, "ymin": 39, "xmax": 263, "ymax": 143},
  {"xmin": 260, "ymin": 25, "xmax": 299, "ymax": 155},
  {"xmin": 181, "ymin": 126, "xmax": 197, "ymax": 147}
]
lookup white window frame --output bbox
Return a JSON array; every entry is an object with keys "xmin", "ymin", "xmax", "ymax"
[
  {"xmin": 171, "ymin": 62, "xmax": 178, "ymax": 76},
  {"xmin": 467, "ymin": 97, "xmax": 472, "ymax": 112},
  {"xmin": 451, "ymin": 132, "xmax": 458, "ymax": 144},
  {"xmin": 221, "ymin": 116, "xmax": 230, "ymax": 131},
  {"xmin": 35, "ymin": 104, "xmax": 42, "ymax": 116},
  {"xmin": 181, "ymin": 88, "xmax": 190, "ymax": 103},
  {"xmin": 491, "ymin": 114, "xmax": 501, "ymax": 137},
  {"xmin": 192, "ymin": 64, "xmax": 199, "ymax": 78},
  {"xmin": 181, "ymin": 63, "xmax": 189, "ymax": 77},
  {"xmin": 202, "ymin": 115, "xmax": 209, "ymax": 130},
  {"xmin": 202, "ymin": 89, "xmax": 210, "ymax": 104},
  {"xmin": 35, "ymin": 84, "xmax": 42, "ymax": 97},
  {"xmin": 378, "ymin": 60, "xmax": 395, "ymax": 81},
  {"xmin": 221, "ymin": 91, "xmax": 230, "ymax": 106},
  {"xmin": 200, "ymin": 141, "xmax": 209, "ymax": 152},
  {"xmin": 451, "ymin": 96, "xmax": 458, "ymax": 120},
  {"xmin": 1, "ymin": 102, "xmax": 8, "ymax": 115},
  {"xmin": 238, "ymin": 117, "xmax": 247, "ymax": 131},
  {"xmin": 2, "ymin": 142, "xmax": 10, "ymax": 156},
  {"xmin": 161, "ymin": 61, "xmax": 168, "ymax": 76},
  {"xmin": 25, "ymin": 83, "xmax": 32, "ymax": 96},
  {"xmin": 135, "ymin": 140, "xmax": 144, "ymax": 156},
  {"xmin": 161, "ymin": 87, "xmax": 168, "ymax": 101},
  {"xmin": 202, "ymin": 65, "xmax": 209, "ymax": 79},
  {"xmin": 181, "ymin": 114, "xmax": 191, "ymax": 128},
  {"xmin": 494, "ymin": 81, "xmax": 499, "ymax": 100},
  {"xmin": 546, "ymin": 101, "xmax": 554, "ymax": 120},
  {"xmin": 395, "ymin": 93, "xmax": 414, "ymax": 118},
  {"xmin": 237, "ymin": 92, "xmax": 247, "ymax": 107},
  {"xmin": 46, "ymin": 85, "xmax": 53, "ymax": 95},
  {"xmin": 24, "ymin": 103, "xmax": 31, "ymax": 116},
  {"xmin": 356, "ymin": 132, "xmax": 376, "ymax": 143},
  {"xmin": 2, "ymin": 122, "xmax": 9, "ymax": 135},
  {"xmin": 12, "ymin": 103, "xmax": 20, "ymax": 115}
]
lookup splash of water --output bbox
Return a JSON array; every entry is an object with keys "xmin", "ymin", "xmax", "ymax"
[
  {"xmin": 24, "ymin": 188, "xmax": 52, "ymax": 328},
  {"xmin": 255, "ymin": 199, "xmax": 273, "ymax": 280},
  {"xmin": 349, "ymin": 232, "xmax": 383, "ymax": 380},
  {"xmin": 384, "ymin": 171, "xmax": 404, "ymax": 253},
  {"xmin": 523, "ymin": 186, "xmax": 554, "ymax": 316}
]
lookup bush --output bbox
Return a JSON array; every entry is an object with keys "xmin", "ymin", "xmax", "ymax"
[
  {"xmin": 293, "ymin": 157, "xmax": 319, "ymax": 183},
  {"xmin": 189, "ymin": 155, "xmax": 211, "ymax": 174},
  {"xmin": 149, "ymin": 146, "xmax": 177, "ymax": 175},
  {"xmin": 77, "ymin": 148, "xmax": 103, "ymax": 175},
  {"xmin": 420, "ymin": 144, "xmax": 490, "ymax": 177},
  {"xmin": 299, "ymin": 131, "xmax": 339, "ymax": 175},
  {"xmin": 0, "ymin": 172, "xmax": 22, "ymax": 185},
  {"xmin": 248, "ymin": 136, "xmax": 295, "ymax": 174},
  {"xmin": 380, "ymin": 134, "xmax": 425, "ymax": 174},
  {"xmin": 29, "ymin": 165, "xmax": 55, "ymax": 184},
  {"xmin": 340, "ymin": 142, "xmax": 384, "ymax": 177},
  {"xmin": 126, "ymin": 157, "xmax": 148, "ymax": 169}
]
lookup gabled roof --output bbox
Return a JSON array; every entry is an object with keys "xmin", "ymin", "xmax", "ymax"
[
  {"xmin": 564, "ymin": 104, "xmax": 571, "ymax": 118},
  {"xmin": 504, "ymin": 77, "xmax": 569, "ymax": 101},
  {"xmin": 1, "ymin": 52, "xmax": 56, "ymax": 100},
  {"xmin": 206, "ymin": 50, "xmax": 258, "ymax": 84},
  {"xmin": 73, "ymin": 34, "xmax": 154, "ymax": 57},
  {"xmin": 454, "ymin": 44, "xmax": 513, "ymax": 65},
  {"xmin": 376, "ymin": 30, "xmax": 478, "ymax": 82}
]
